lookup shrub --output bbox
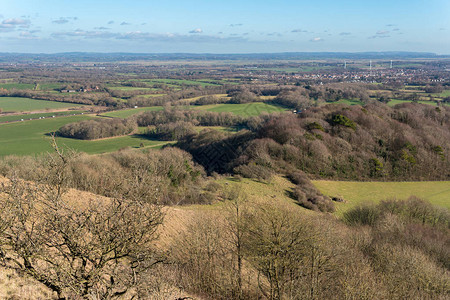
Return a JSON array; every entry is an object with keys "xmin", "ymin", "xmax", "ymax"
[
  {"xmin": 306, "ymin": 121, "xmax": 325, "ymax": 131},
  {"xmin": 343, "ymin": 205, "xmax": 381, "ymax": 226},
  {"xmin": 330, "ymin": 114, "xmax": 356, "ymax": 130},
  {"xmin": 369, "ymin": 158, "xmax": 384, "ymax": 177}
]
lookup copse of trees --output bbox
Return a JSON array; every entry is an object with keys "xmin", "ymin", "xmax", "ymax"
[
  {"xmin": 228, "ymin": 88, "xmax": 259, "ymax": 104},
  {"xmin": 136, "ymin": 108, "xmax": 247, "ymax": 127},
  {"xmin": 239, "ymin": 102, "xmax": 450, "ymax": 181},
  {"xmin": 424, "ymin": 84, "xmax": 444, "ymax": 94},
  {"xmin": 57, "ymin": 118, "xmax": 137, "ymax": 140},
  {"xmin": 193, "ymin": 95, "xmax": 228, "ymax": 105},
  {"xmin": 272, "ymin": 88, "xmax": 314, "ymax": 110},
  {"xmin": 147, "ymin": 121, "xmax": 197, "ymax": 140},
  {"xmin": 125, "ymin": 87, "xmax": 226, "ymax": 108}
]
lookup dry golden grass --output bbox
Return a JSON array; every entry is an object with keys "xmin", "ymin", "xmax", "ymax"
[
  {"xmin": 0, "ymin": 174, "xmax": 312, "ymax": 299},
  {"xmin": 0, "ymin": 267, "xmax": 56, "ymax": 299}
]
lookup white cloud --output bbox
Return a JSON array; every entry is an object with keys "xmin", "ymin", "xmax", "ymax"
[
  {"xmin": 3, "ymin": 18, "xmax": 30, "ymax": 26},
  {"xmin": 368, "ymin": 30, "xmax": 391, "ymax": 39},
  {"xmin": 0, "ymin": 18, "xmax": 31, "ymax": 32},
  {"xmin": 51, "ymin": 29, "xmax": 246, "ymax": 44},
  {"xmin": 189, "ymin": 28, "xmax": 203, "ymax": 34},
  {"xmin": 18, "ymin": 31, "xmax": 39, "ymax": 39},
  {"xmin": 310, "ymin": 37, "xmax": 323, "ymax": 42}
]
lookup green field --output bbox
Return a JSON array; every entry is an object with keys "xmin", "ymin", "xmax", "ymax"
[
  {"xmin": 103, "ymin": 102, "xmax": 288, "ymax": 119},
  {"xmin": 387, "ymin": 99, "xmax": 449, "ymax": 107},
  {"xmin": 0, "ymin": 111, "xmax": 86, "ymax": 123},
  {"xmin": 194, "ymin": 102, "xmax": 288, "ymax": 116},
  {"xmin": 37, "ymin": 83, "xmax": 63, "ymax": 91},
  {"xmin": 140, "ymin": 94, "xmax": 166, "ymax": 98},
  {"xmin": 313, "ymin": 180, "xmax": 450, "ymax": 215},
  {"xmin": 107, "ymin": 86, "xmax": 158, "ymax": 91},
  {"xmin": 100, "ymin": 106, "xmax": 164, "ymax": 118},
  {"xmin": 0, "ymin": 97, "xmax": 83, "ymax": 112},
  {"xmin": 0, "ymin": 83, "xmax": 35, "ymax": 90},
  {"xmin": 0, "ymin": 115, "xmax": 169, "ymax": 156},
  {"xmin": 435, "ymin": 90, "xmax": 450, "ymax": 98},
  {"xmin": 149, "ymin": 79, "xmax": 220, "ymax": 87},
  {"xmin": 196, "ymin": 79, "xmax": 241, "ymax": 85},
  {"xmin": 321, "ymin": 99, "xmax": 364, "ymax": 106}
]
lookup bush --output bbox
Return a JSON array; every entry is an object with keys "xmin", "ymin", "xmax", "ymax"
[
  {"xmin": 330, "ymin": 114, "xmax": 356, "ymax": 130},
  {"xmin": 343, "ymin": 205, "xmax": 381, "ymax": 226}
]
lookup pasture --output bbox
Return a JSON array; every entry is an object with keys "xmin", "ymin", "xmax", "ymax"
[
  {"xmin": 100, "ymin": 106, "xmax": 164, "ymax": 118},
  {"xmin": 107, "ymin": 86, "xmax": 157, "ymax": 92},
  {"xmin": 193, "ymin": 102, "xmax": 288, "ymax": 116},
  {"xmin": 387, "ymin": 99, "xmax": 449, "ymax": 107},
  {"xmin": 313, "ymin": 180, "xmax": 450, "ymax": 215},
  {"xmin": 0, "ymin": 115, "xmax": 169, "ymax": 156},
  {"xmin": 148, "ymin": 78, "xmax": 220, "ymax": 86},
  {"xmin": 0, "ymin": 110, "xmax": 86, "ymax": 123},
  {"xmin": 0, "ymin": 83, "xmax": 35, "ymax": 90},
  {"xmin": 0, "ymin": 97, "xmax": 83, "ymax": 112}
]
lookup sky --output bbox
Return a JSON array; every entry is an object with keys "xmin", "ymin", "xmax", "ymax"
[{"xmin": 0, "ymin": 0, "xmax": 449, "ymax": 54}]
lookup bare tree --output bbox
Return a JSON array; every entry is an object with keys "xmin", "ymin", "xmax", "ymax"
[
  {"xmin": 0, "ymin": 139, "xmax": 164, "ymax": 299},
  {"xmin": 223, "ymin": 187, "xmax": 249, "ymax": 299}
]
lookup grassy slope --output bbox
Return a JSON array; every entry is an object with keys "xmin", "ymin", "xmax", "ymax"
[
  {"xmin": 182, "ymin": 176, "xmax": 305, "ymax": 214},
  {"xmin": 194, "ymin": 102, "xmax": 288, "ymax": 116},
  {"xmin": 313, "ymin": 180, "xmax": 450, "ymax": 215},
  {"xmin": 101, "ymin": 102, "xmax": 286, "ymax": 119},
  {"xmin": 100, "ymin": 106, "xmax": 164, "ymax": 118},
  {"xmin": 107, "ymin": 86, "xmax": 158, "ymax": 91},
  {"xmin": 0, "ymin": 97, "xmax": 83, "ymax": 112},
  {"xmin": 387, "ymin": 99, "xmax": 450, "ymax": 107},
  {"xmin": 149, "ymin": 78, "xmax": 220, "ymax": 86},
  {"xmin": 0, "ymin": 115, "xmax": 169, "ymax": 156},
  {"xmin": 216, "ymin": 177, "xmax": 450, "ymax": 216}
]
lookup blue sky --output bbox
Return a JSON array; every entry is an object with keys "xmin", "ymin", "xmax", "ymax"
[{"xmin": 0, "ymin": 0, "xmax": 449, "ymax": 53}]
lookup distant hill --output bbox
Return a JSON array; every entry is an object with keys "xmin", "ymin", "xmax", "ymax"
[{"xmin": 0, "ymin": 51, "xmax": 448, "ymax": 63}]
